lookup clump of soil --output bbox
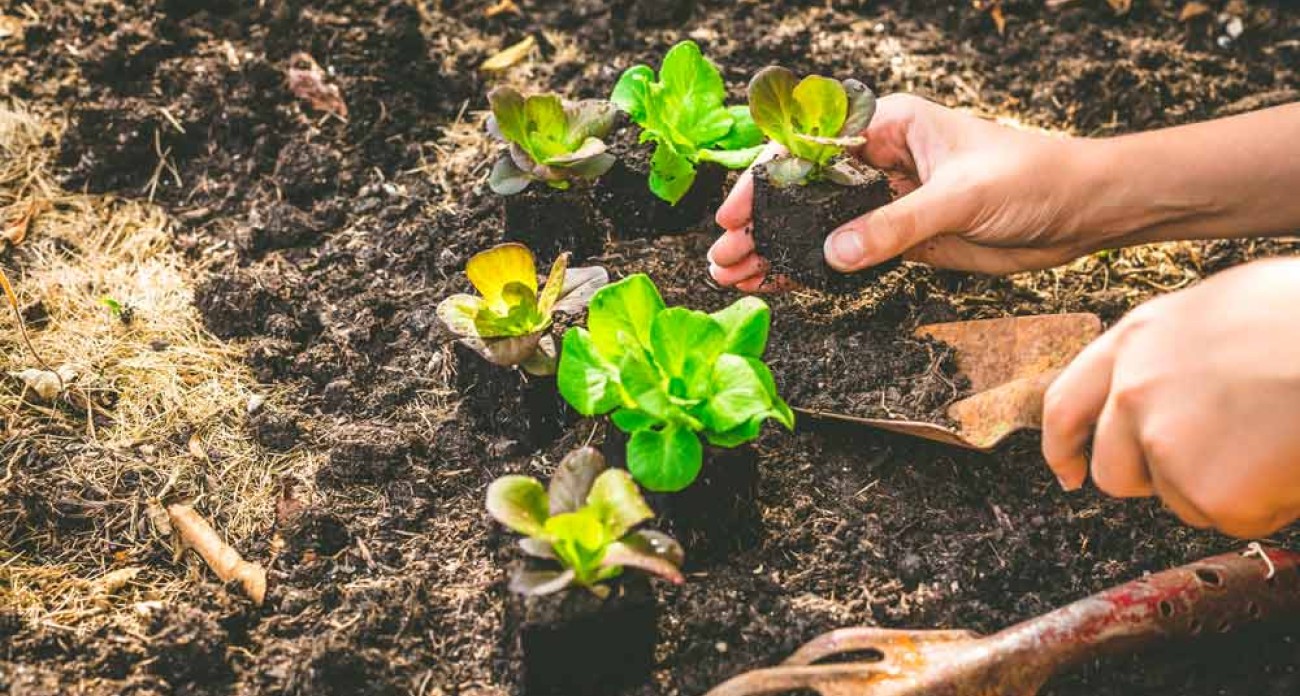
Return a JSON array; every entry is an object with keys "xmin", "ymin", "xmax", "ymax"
[{"xmin": 752, "ymin": 160, "xmax": 895, "ymax": 292}]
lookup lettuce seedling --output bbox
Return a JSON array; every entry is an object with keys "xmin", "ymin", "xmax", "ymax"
[
  {"xmin": 487, "ymin": 87, "xmax": 619, "ymax": 195},
  {"xmin": 611, "ymin": 40, "xmax": 764, "ymax": 205},
  {"xmin": 747, "ymin": 65, "xmax": 877, "ymax": 187},
  {"xmin": 487, "ymin": 447, "xmax": 685, "ymax": 596},
  {"xmin": 438, "ymin": 243, "xmax": 608, "ymax": 375},
  {"xmin": 556, "ymin": 274, "xmax": 794, "ymax": 492}
]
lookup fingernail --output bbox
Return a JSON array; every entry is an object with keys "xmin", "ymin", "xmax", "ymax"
[
  {"xmin": 1056, "ymin": 456, "xmax": 1087, "ymax": 491},
  {"xmin": 825, "ymin": 228, "xmax": 864, "ymax": 270}
]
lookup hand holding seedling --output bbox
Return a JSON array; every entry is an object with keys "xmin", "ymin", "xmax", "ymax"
[
  {"xmin": 711, "ymin": 98, "xmax": 1300, "ymax": 289},
  {"xmin": 1044, "ymin": 258, "xmax": 1300, "ymax": 539},
  {"xmin": 710, "ymin": 94, "xmax": 1116, "ymax": 289}
]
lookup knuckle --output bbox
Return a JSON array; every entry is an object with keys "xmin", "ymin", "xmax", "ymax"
[
  {"xmin": 881, "ymin": 93, "xmax": 925, "ymax": 111},
  {"xmin": 1137, "ymin": 423, "xmax": 1180, "ymax": 469},
  {"xmin": 1109, "ymin": 377, "xmax": 1153, "ymax": 412},
  {"xmin": 1117, "ymin": 301, "xmax": 1162, "ymax": 339}
]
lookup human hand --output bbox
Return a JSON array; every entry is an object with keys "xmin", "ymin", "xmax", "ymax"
[
  {"xmin": 1042, "ymin": 258, "xmax": 1300, "ymax": 538},
  {"xmin": 708, "ymin": 94, "xmax": 1115, "ymax": 290}
]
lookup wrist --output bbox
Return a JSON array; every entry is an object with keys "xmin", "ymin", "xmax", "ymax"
[{"xmin": 1065, "ymin": 134, "xmax": 1223, "ymax": 251}]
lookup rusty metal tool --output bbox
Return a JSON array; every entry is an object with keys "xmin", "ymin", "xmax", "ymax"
[
  {"xmin": 796, "ymin": 313, "xmax": 1103, "ymax": 451},
  {"xmin": 706, "ymin": 546, "xmax": 1300, "ymax": 696}
]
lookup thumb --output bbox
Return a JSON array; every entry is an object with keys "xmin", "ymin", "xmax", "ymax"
[{"xmin": 823, "ymin": 183, "xmax": 968, "ymax": 272}]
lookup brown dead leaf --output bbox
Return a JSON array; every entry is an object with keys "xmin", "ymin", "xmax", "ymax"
[
  {"xmin": 971, "ymin": 0, "xmax": 1006, "ymax": 35},
  {"xmin": 188, "ymin": 432, "xmax": 209, "ymax": 462},
  {"xmin": 1107, "ymin": 0, "xmax": 1132, "ymax": 15},
  {"xmin": 3, "ymin": 198, "xmax": 48, "ymax": 247},
  {"xmin": 0, "ymin": 15, "xmax": 24, "ymax": 41},
  {"xmin": 485, "ymin": 0, "xmax": 521, "ymax": 18},
  {"xmin": 1179, "ymin": 1, "xmax": 1212, "ymax": 21},
  {"xmin": 286, "ymin": 52, "xmax": 347, "ymax": 120},
  {"xmin": 275, "ymin": 478, "xmax": 306, "ymax": 525},
  {"xmin": 990, "ymin": 4, "xmax": 1006, "ymax": 34},
  {"xmin": 481, "ymin": 35, "xmax": 536, "ymax": 72}
]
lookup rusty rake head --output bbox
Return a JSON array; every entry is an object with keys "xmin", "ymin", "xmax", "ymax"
[{"xmin": 706, "ymin": 547, "xmax": 1300, "ymax": 696}]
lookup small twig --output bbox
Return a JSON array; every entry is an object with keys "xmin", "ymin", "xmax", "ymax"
[
  {"xmin": 0, "ymin": 265, "xmax": 62, "ymax": 391},
  {"xmin": 167, "ymin": 503, "xmax": 267, "ymax": 605}
]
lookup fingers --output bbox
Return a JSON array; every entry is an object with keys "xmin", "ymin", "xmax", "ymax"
[
  {"xmin": 1147, "ymin": 468, "xmax": 1214, "ymax": 530},
  {"xmin": 715, "ymin": 169, "xmax": 754, "ymax": 230},
  {"xmin": 857, "ymin": 93, "xmax": 925, "ymax": 174},
  {"xmin": 1089, "ymin": 397, "xmax": 1154, "ymax": 498},
  {"xmin": 1041, "ymin": 328, "xmax": 1120, "ymax": 490},
  {"xmin": 707, "ymin": 227, "xmax": 755, "ymax": 268},
  {"xmin": 903, "ymin": 235, "xmax": 1073, "ymax": 275},
  {"xmin": 734, "ymin": 275, "xmax": 765, "ymax": 293},
  {"xmin": 709, "ymin": 253, "xmax": 766, "ymax": 287},
  {"xmin": 716, "ymin": 143, "xmax": 785, "ymax": 231},
  {"xmin": 824, "ymin": 183, "xmax": 967, "ymax": 272}
]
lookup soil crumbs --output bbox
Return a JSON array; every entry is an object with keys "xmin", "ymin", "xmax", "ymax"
[{"xmin": 3, "ymin": 1, "xmax": 1300, "ymax": 696}]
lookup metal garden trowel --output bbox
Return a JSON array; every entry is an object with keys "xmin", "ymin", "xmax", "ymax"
[
  {"xmin": 706, "ymin": 546, "xmax": 1300, "ymax": 696},
  {"xmin": 796, "ymin": 313, "xmax": 1103, "ymax": 451}
]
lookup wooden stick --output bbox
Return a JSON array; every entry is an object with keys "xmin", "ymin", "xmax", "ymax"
[{"xmin": 166, "ymin": 503, "xmax": 267, "ymax": 605}]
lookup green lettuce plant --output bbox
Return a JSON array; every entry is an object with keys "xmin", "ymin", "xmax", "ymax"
[
  {"xmin": 487, "ymin": 447, "xmax": 685, "ymax": 597},
  {"xmin": 611, "ymin": 40, "xmax": 764, "ymax": 205},
  {"xmin": 556, "ymin": 274, "xmax": 794, "ymax": 493},
  {"xmin": 437, "ymin": 243, "xmax": 608, "ymax": 375},
  {"xmin": 487, "ymin": 87, "xmax": 619, "ymax": 195},
  {"xmin": 747, "ymin": 65, "xmax": 877, "ymax": 186}
]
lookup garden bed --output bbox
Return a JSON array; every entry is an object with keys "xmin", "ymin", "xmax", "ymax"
[{"xmin": 2, "ymin": 1, "xmax": 1299, "ymax": 695}]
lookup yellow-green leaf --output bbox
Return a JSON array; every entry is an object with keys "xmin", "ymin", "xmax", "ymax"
[{"xmin": 466, "ymin": 243, "xmax": 538, "ymax": 312}]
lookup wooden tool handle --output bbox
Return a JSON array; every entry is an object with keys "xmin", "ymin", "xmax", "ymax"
[{"xmin": 990, "ymin": 547, "xmax": 1300, "ymax": 670}]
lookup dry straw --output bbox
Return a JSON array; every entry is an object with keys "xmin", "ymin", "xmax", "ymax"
[{"xmin": 0, "ymin": 104, "xmax": 318, "ymax": 634}]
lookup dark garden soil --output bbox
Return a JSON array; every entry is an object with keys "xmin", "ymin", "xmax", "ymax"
[{"xmin": 3, "ymin": 1, "xmax": 1300, "ymax": 695}]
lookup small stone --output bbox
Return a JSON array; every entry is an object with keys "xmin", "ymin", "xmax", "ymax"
[
  {"xmin": 714, "ymin": 641, "xmax": 729, "ymax": 654},
  {"xmin": 1224, "ymin": 16, "xmax": 1244, "ymax": 38},
  {"xmin": 1217, "ymin": 35, "xmax": 1233, "ymax": 48},
  {"xmin": 873, "ymin": 22, "xmax": 885, "ymax": 34},
  {"xmin": 899, "ymin": 552, "xmax": 925, "ymax": 583},
  {"xmin": 322, "ymin": 379, "xmax": 352, "ymax": 409},
  {"xmin": 247, "ymin": 394, "xmax": 266, "ymax": 415}
]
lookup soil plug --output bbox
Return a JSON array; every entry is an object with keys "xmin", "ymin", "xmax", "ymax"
[
  {"xmin": 439, "ymin": 243, "xmax": 607, "ymax": 448},
  {"xmin": 486, "ymin": 447, "xmax": 684, "ymax": 694},
  {"xmin": 746, "ymin": 66, "xmax": 895, "ymax": 293},
  {"xmin": 167, "ymin": 503, "xmax": 267, "ymax": 606},
  {"xmin": 485, "ymin": 87, "xmax": 617, "ymax": 261},
  {"xmin": 602, "ymin": 41, "xmax": 763, "ymax": 237}
]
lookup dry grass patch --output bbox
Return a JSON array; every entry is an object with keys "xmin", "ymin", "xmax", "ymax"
[{"xmin": 0, "ymin": 104, "xmax": 319, "ymax": 633}]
